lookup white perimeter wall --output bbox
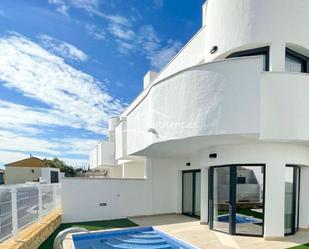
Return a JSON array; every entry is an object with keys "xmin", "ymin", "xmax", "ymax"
[{"xmin": 62, "ymin": 158, "xmax": 195, "ymax": 223}]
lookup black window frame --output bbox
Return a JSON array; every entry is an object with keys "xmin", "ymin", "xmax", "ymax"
[
  {"xmin": 285, "ymin": 165, "xmax": 301, "ymax": 236},
  {"xmin": 208, "ymin": 164, "xmax": 266, "ymax": 237},
  {"xmin": 182, "ymin": 169, "xmax": 201, "ymax": 218},
  {"xmin": 227, "ymin": 46, "xmax": 270, "ymax": 71},
  {"xmin": 286, "ymin": 48, "xmax": 309, "ymax": 73}
]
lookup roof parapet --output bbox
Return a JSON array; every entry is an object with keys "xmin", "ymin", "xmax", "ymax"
[{"xmin": 143, "ymin": 71, "xmax": 158, "ymax": 89}]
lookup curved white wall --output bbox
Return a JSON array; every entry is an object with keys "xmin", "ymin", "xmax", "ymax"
[
  {"xmin": 126, "ymin": 57, "xmax": 263, "ymax": 156},
  {"xmin": 204, "ymin": 0, "xmax": 309, "ymax": 70}
]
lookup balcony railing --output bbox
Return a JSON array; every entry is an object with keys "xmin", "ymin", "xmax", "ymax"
[{"xmin": 0, "ymin": 183, "xmax": 61, "ymax": 242}]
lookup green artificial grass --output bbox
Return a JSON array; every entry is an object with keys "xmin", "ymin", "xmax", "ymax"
[
  {"xmin": 39, "ymin": 218, "xmax": 138, "ymax": 249},
  {"xmin": 289, "ymin": 245, "xmax": 309, "ymax": 249}
]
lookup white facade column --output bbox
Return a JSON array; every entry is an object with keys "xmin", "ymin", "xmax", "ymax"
[
  {"xmin": 200, "ymin": 167, "xmax": 208, "ymax": 224},
  {"xmin": 269, "ymin": 42, "xmax": 286, "ymax": 72},
  {"xmin": 299, "ymin": 166, "xmax": 309, "ymax": 228},
  {"xmin": 264, "ymin": 162, "xmax": 285, "ymax": 238}
]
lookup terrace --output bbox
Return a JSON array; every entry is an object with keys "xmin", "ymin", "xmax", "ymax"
[{"xmin": 61, "ymin": 215, "xmax": 309, "ymax": 249}]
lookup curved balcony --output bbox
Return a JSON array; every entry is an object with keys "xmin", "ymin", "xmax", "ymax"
[{"xmin": 115, "ymin": 56, "xmax": 264, "ymax": 158}]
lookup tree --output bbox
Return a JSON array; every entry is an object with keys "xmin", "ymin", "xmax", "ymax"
[{"xmin": 44, "ymin": 157, "xmax": 76, "ymax": 177}]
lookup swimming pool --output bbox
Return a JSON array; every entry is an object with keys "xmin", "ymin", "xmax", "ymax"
[
  {"xmin": 72, "ymin": 227, "xmax": 196, "ymax": 249},
  {"xmin": 217, "ymin": 214, "xmax": 262, "ymax": 224}
]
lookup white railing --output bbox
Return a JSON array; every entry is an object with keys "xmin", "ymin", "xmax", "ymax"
[{"xmin": 0, "ymin": 183, "xmax": 61, "ymax": 242}]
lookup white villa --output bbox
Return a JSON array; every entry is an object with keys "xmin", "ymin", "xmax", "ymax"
[{"xmin": 87, "ymin": 0, "xmax": 309, "ymax": 239}]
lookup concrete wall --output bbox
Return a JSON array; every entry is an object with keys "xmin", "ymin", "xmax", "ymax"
[
  {"xmin": 62, "ymin": 158, "xmax": 192, "ymax": 223},
  {"xmin": 125, "ymin": 57, "xmax": 263, "ymax": 155},
  {"xmin": 5, "ymin": 167, "xmax": 41, "ymax": 184},
  {"xmin": 62, "ymin": 178, "xmax": 152, "ymax": 223},
  {"xmin": 41, "ymin": 168, "xmax": 60, "ymax": 183},
  {"xmin": 261, "ymin": 72, "xmax": 309, "ymax": 140},
  {"xmin": 153, "ymin": 27, "xmax": 206, "ymax": 83},
  {"xmin": 123, "ymin": 161, "xmax": 145, "ymax": 179}
]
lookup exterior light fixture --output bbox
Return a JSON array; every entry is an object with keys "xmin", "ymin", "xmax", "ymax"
[
  {"xmin": 209, "ymin": 153, "xmax": 217, "ymax": 159},
  {"xmin": 147, "ymin": 128, "xmax": 159, "ymax": 138},
  {"xmin": 210, "ymin": 46, "xmax": 218, "ymax": 54},
  {"xmin": 186, "ymin": 162, "xmax": 191, "ymax": 167}
]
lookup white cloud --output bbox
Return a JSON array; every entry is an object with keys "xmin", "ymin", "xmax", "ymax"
[
  {"xmin": 108, "ymin": 24, "xmax": 182, "ymax": 71},
  {"xmin": 153, "ymin": 0, "xmax": 164, "ymax": 9},
  {"xmin": 48, "ymin": 0, "xmax": 69, "ymax": 15},
  {"xmin": 0, "ymin": 33, "xmax": 125, "ymax": 134},
  {"xmin": 104, "ymin": 14, "xmax": 131, "ymax": 27},
  {"xmin": 49, "ymin": 0, "xmax": 103, "ymax": 16},
  {"xmin": 48, "ymin": 0, "xmax": 182, "ymax": 70},
  {"xmin": 148, "ymin": 40, "xmax": 183, "ymax": 71},
  {"xmin": 0, "ymin": 100, "xmax": 71, "ymax": 135},
  {"xmin": 108, "ymin": 23, "xmax": 135, "ymax": 40},
  {"xmin": 0, "ymin": 151, "xmax": 30, "ymax": 166},
  {"xmin": 0, "ymin": 130, "xmax": 96, "ymax": 161},
  {"xmin": 38, "ymin": 34, "xmax": 88, "ymax": 62},
  {"xmin": 85, "ymin": 24, "xmax": 105, "ymax": 40}
]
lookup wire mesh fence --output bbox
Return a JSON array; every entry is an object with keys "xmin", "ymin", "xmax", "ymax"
[
  {"xmin": 0, "ymin": 187, "xmax": 12, "ymax": 242},
  {"xmin": 17, "ymin": 186, "xmax": 39, "ymax": 230},
  {"xmin": 0, "ymin": 183, "xmax": 61, "ymax": 242}
]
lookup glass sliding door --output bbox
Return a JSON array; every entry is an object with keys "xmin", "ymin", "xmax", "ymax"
[
  {"xmin": 194, "ymin": 171, "xmax": 201, "ymax": 217},
  {"xmin": 209, "ymin": 164, "xmax": 265, "ymax": 237},
  {"xmin": 285, "ymin": 165, "xmax": 300, "ymax": 235},
  {"xmin": 182, "ymin": 170, "xmax": 201, "ymax": 217},
  {"xmin": 182, "ymin": 172, "xmax": 193, "ymax": 215},
  {"xmin": 235, "ymin": 166, "xmax": 264, "ymax": 236},
  {"xmin": 210, "ymin": 166, "xmax": 230, "ymax": 233}
]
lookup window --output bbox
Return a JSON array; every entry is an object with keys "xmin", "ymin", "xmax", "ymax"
[
  {"xmin": 285, "ymin": 48, "xmax": 308, "ymax": 73},
  {"xmin": 237, "ymin": 176, "xmax": 246, "ymax": 184},
  {"xmin": 227, "ymin": 46, "xmax": 270, "ymax": 71}
]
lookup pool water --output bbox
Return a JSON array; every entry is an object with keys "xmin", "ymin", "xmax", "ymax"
[
  {"xmin": 72, "ymin": 227, "xmax": 196, "ymax": 249},
  {"xmin": 217, "ymin": 214, "xmax": 262, "ymax": 224}
]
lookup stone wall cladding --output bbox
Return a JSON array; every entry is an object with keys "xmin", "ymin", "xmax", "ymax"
[{"xmin": 0, "ymin": 210, "xmax": 61, "ymax": 249}]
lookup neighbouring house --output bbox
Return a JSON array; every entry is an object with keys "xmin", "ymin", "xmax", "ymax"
[
  {"xmin": 0, "ymin": 169, "xmax": 5, "ymax": 185},
  {"xmin": 81, "ymin": 0, "xmax": 309, "ymax": 239},
  {"xmin": 4, "ymin": 157, "xmax": 60, "ymax": 184},
  {"xmin": 89, "ymin": 117, "xmax": 146, "ymax": 179}
]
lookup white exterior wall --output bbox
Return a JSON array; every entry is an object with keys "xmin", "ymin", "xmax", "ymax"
[
  {"xmin": 261, "ymin": 72, "xmax": 309, "ymax": 140},
  {"xmin": 115, "ymin": 120, "xmax": 127, "ymax": 160},
  {"xmin": 122, "ymin": 161, "xmax": 145, "ymax": 179},
  {"xmin": 5, "ymin": 167, "xmax": 42, "ymax": 184},
  {"xmin": 62, "ymin": 157, "xmax": 200, "ymax": 222},
  {"xmin": 153, "ymin": 27, "xmax": 206, "ymax": 83},
  {"xmin": 199, "ymin": 143, "xmax": 309, "ymax": 237},
  {"xmin": 126, "ymin": 57, "xmax": 263, "ymax": 155},
  {"xmin": 89, "ymin": 145, "xmax": 98, "ymax": 170},
  {"xmin": 97, "ymin": 141, "xmax": 115, "ymax": 166},
  {"xmin": 203, "ymin": 0, "xmax": 309, "ymax": 70},
  {"xmin": 40, "ymin": 167, "xmax": 60, "ymax": 183},
  {"xmin": 62, "ymin": 178, "xmax": 152, "ymax": 223}
]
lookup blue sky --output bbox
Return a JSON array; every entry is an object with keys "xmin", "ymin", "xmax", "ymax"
[{"xmin": 0, "ymin": 0, "xmax": 204, "ymax": 168}]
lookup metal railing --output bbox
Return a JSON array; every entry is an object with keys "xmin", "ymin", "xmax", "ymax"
[{"xmin": 0, "ymin": 183, "xmax": 61, "ymax": 242}]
